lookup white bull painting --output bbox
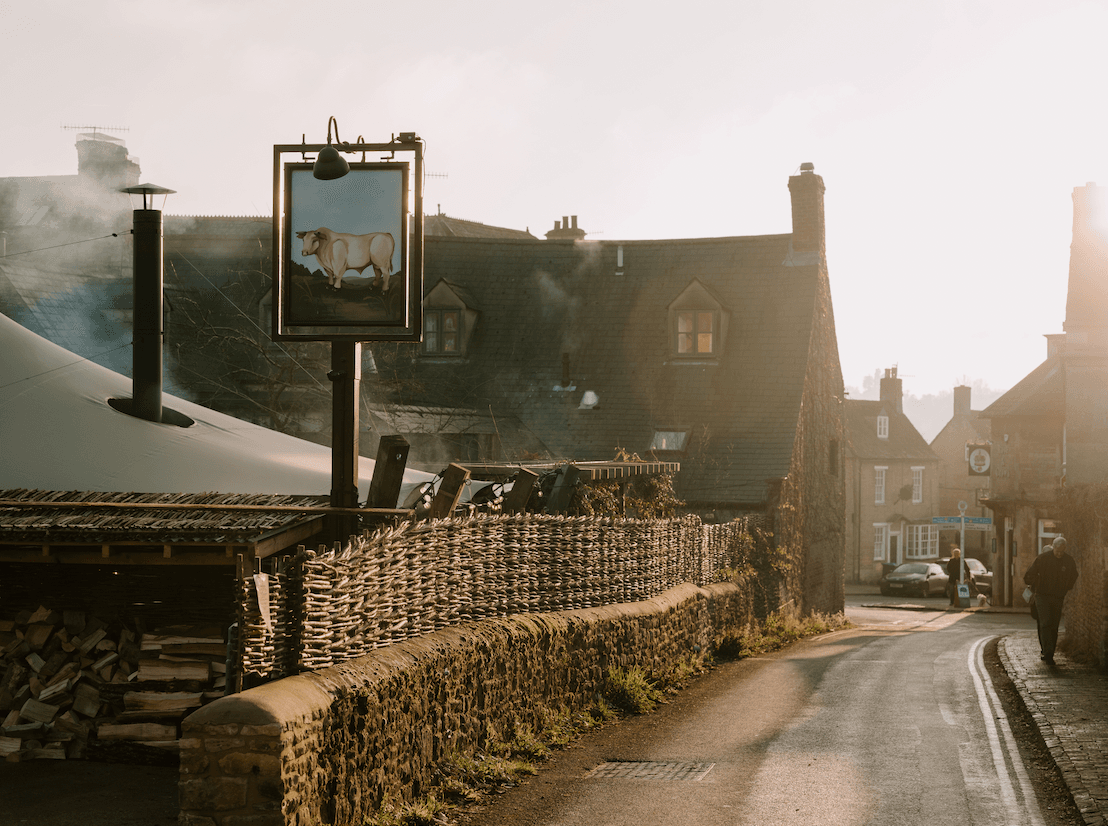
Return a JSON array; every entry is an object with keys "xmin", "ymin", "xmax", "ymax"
[{"xmin": 296, "ymin": 227, "xmax": 395, "ymax": 291}]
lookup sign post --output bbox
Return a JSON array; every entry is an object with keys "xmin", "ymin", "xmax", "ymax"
[
  {"xmin": 957, "ymin": 501, "xmax": 971, "ymax": 607},
  {"xmin": 272, "ymin": 130, "xmax": 425, "ymax": 545}
]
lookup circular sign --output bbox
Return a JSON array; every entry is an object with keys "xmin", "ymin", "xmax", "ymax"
[
  {"xmin": 969, "ymin": 447, "xmax": 991, "ymax": 474},
  {"xmin": 958, "ymin": 500, "xmax": 968, "ymax": 514}
]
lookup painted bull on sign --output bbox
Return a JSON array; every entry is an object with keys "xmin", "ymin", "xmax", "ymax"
[{"xmin": 296, "ymin": 227, "xmax": 395, "ymax": 291}]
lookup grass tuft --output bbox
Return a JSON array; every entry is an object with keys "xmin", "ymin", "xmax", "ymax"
[
  {"xmin": 602, "ymin": 665, "xmax": 665, "ymax": 714},
  {"xmin": 713, "ymin": 611, "xmax": 850, "ymax": 660}
]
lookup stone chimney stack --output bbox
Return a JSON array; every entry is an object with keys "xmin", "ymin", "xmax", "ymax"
[
  {"xmin": 953, "ymin": 385, "xmax": 971, "ymax": 417},
  {"xmin": 787, "ymin": 162, "xmax": 826, "ymax": 256},
  {"xmin": 76, "ymin": 132, "xmax": 140, "ymax": 190},
  {"xmin": 545, "ymin": 215, "xmax": 586, "ymax": 241},
  {"xmin": 1064, "ymin": 182, "xmax": 1108, "ymax": 339},
  {"xmin": 879, "ymin": 366, "xmax": 903, "ymax": 414}
]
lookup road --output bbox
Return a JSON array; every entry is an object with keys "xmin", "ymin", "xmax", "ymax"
[
  {"xmin": 460, "ymin": 595, "xmax": 1084, "ymax": 826},
  {"xmin": 0, "ymin": 595, "xmax": 1083, "ymax": 826}
]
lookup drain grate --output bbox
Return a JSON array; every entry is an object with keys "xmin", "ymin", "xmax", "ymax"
[{"xmin": 586, "ymin": 761, "xmax": 715, "ymax": 781}]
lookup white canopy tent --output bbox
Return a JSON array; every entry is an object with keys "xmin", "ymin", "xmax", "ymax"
[{"xmin": 0, "ymin": 312, "xmax": 437, "ymax": 501}]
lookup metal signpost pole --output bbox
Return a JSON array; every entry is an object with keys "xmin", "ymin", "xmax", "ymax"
[
  {"xmin": 958, "ymin": 500, "xmax": 970, "ymax": 607},
  {"xmin": 329, "ymin": 342, "xmax": 361, "ymax": 543}
]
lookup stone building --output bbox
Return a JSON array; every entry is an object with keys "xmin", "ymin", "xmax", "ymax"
[
  {"xmin": 374, "ymin": 165, "xmax": 847, "ymax": 613},
  {"xmin": 929, "ymin": 385, "xmax": 993, "ymax": 562},
  {"xmin": 981, "ymin": 181, "xmax": 1108, "ymax": 664},
  {"xmin": 844, "ymin": 367, "xmax": 941, "ymax": 584}
]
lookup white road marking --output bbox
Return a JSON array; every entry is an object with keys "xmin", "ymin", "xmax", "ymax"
[{"xmin": 968, "ymin": 636, "xmax": 1045, "ymax": 826}]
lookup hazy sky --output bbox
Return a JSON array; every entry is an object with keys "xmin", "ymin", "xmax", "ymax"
[{"xmin": 4, "ymin": 0, "xmax": 1107, "ymax": 397}]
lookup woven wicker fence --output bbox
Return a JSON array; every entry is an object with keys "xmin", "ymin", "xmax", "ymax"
[{"xmin": 237, "ymin": 513, "xmax": 761, "ymax": 681}]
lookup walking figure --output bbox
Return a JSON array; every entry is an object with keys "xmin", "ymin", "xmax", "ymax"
[{"xmin": 1023, "ymin": 536, "xmax": 1078, "ymax": 665}]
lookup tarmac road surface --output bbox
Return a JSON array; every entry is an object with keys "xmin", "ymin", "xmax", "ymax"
[{"xmin": 459, "ymin": 608, "xmax": 1079, "ymax": 826}]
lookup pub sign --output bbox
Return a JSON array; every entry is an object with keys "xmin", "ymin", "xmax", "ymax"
[{"xmin": 272, "ymin": 138, "xmax": 424, "ymax": 341}]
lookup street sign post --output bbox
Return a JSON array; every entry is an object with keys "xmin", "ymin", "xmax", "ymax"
[{"xmin": 931, "ymin": 514, "xmax": 993, "ymax": 607}]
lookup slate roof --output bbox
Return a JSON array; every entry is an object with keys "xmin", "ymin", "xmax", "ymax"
[
  {"xmin": 403, "ymin": 233, "xmax": 829, "ymax": 506},
  {"xmin": 0, "ymin": 259, "xmax": 133, "ymax": 377},
  {"xmin": 844, "ymin": 400, "xmax": 939, "ymax": 461},
  {"xmin": 931, "ymin": 409, "xmax": 991, "ymax": 446},
  {"xmin": 979, "ymin": 357, "xmax": 1065, "ymax": 419},
  {"xmin": 423, "ymin": 213, "xmax": 535, "ymax": 239}
]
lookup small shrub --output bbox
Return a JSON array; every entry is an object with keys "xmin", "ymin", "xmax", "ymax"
[
  {"xmin": 540, "ymin": 707, "xmax": 594, "ymax": 748},
  {"xmin": 439, "ymin": 750, "xmax": 537, "ymax": 792},
  {"xmin": 507, "ymin": 725, "xmax": 549, "ymax": 761},
  {"xmin": 590, "ymin": 695, "xmax": 619, "ymax": 722},
  {"xmin": 602, "ymin": 666, "xmax": 664, "ymax": 714},
  {"xmin": 657, "ymin": 655, "xmax": 706, "ymax": 693}
]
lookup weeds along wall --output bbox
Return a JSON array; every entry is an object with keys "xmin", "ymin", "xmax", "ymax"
[
  {"xmin": 180, "ymin": 581, "xmax": 759, "ymax": 826},
  {"xmin": 234, "ymin": 513, "xmax": 778, "ymax": 681}
]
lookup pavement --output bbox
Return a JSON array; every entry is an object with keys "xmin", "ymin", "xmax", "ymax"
[
  {"xmin": 850, "ymin": 585, "xmax": 1108, "ymax": 826},
  {"xmin": 1000, "ymin": 629, "xmax": 1108, "ymax": 826}
]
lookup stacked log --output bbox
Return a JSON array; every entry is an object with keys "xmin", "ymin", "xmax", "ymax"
[{"xmin": 0, "ymin": 606, "xmax": 226, "ymax": 763}]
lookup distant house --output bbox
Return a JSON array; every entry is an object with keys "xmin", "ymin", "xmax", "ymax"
[
  {"xmin": 844, "ymin": 368, "xmax": 941, "ymax": 584},
  {"xmin": 981, "ymin": 182, "xmax": 1108, "ymax": 665},
  {"xmin": 369, "ymin": 166, "xmax": 846, "ymax": 613},
  {"xmin": 929, "ymin": 385, "xmax": 993, "ymax": 562}
]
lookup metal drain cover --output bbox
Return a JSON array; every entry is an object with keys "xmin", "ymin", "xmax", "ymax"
[{"xmin": 586, "ymin": 761, "xmax": 715, "ymax": 781}]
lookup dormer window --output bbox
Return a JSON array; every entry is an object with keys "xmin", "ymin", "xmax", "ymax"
[
  {"xmin": 877, "ymin": 414, "xmax": 889, "ymax": 439},
  {"xmin": 422, "ymin": 280, "xmax": 477, "ymax": 357},
  {"xmin": 676, "ymin": 311, "xmax": 716, "ymax": 355},
  {"xmin": 424, "ymin": 309, "xmax": 460, "ymax": 355},
  {"xmin": 668, "ymin": 280, "xmax": 728, "ymax": 361}
]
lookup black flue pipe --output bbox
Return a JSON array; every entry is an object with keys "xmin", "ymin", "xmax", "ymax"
[{"xmin": 132, "ymin": 208, "xmax": 163, "ymax": 423}]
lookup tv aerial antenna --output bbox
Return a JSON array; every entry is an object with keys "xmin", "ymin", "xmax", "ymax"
[{"xmin": 61, "ymin": 124, "xmax": 130, "ymax": 137}]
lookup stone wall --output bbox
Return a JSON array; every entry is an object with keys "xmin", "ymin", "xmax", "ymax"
[
  {"xmin": 180, "ymin": 581, "xmax": 756, "ymax": 825},
  {"xmin": 1059, "ymin": 486, "xmax": 1108, "ymax": 668}
]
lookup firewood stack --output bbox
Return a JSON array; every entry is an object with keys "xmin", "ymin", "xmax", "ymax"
[{"xmin": 0, "ymin": 606, "xmax": 227, "ymax": 763}]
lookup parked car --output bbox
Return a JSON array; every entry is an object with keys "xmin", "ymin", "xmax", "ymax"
[
  {"xmin": 938, "ymin": 557, "xmax": 992, "ymax": 596},
  {"xmin": 880, "ymin": 562, "xmax": 949, "ymax": 597}
]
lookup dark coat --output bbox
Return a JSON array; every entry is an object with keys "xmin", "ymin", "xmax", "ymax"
[{"xmin": 1024, "ymin": 550, "xmax": 1078, "ymax": 598}]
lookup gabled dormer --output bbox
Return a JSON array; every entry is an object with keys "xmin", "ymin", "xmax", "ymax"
[
  {"xmin": 667, "ymin": 279, "xmax": 729, "ymax": 362},
  {"xmin": 422, "ymin": 280, "xmax": 478, "ymax": 357}
]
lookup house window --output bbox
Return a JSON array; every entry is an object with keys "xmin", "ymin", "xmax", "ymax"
[
  {"xmin": 911, "ymin": 467, "xmax": 924, "ymax": 504},
  {"xmin": 675, "ymin": 310, "xmax": 716, "ymax": 355},
  {"xmin": 906, "ymin": 524, "xmax": 938, "ymax": 559},
  {"xmin": 423, "ymin": 309, "xmax": 461, "ymax": 355},
  {"xmin": 877, "ymin": 415, "xmax": 889, "ymax": 439},
  {"xmin": 874, "ymin": 467, "xmax": 887, "ymax": 505},
  {"xmin": 873, "ymin": 524, "xmax": 889, "ymax": 561},
  {"xmin": 1038, "ymin": 519, "xmax": 1063, "ymax": 554}
]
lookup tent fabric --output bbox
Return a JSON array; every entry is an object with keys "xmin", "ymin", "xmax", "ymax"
[{"xmin": 0, "ymin": 312, "xmax": 436, "ymax": 501}]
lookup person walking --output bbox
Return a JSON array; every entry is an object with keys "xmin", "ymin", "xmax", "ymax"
[
  {"xmin": 945, "ymin": 548, "xmax": 964, "ymax": 606},
  {"xmin": 1024, "ymin": 536, "xmax": 1079, "ymax": 665}
]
